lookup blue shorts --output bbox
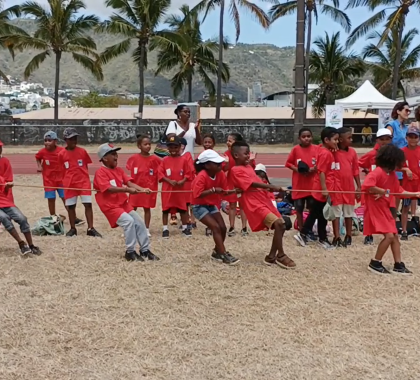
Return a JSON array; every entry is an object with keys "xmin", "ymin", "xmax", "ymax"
[
  {"xmin": 192, "ymin": 205, "xmax": 219, "ymax": 220},
  {"xmin": 396, "ymin": 171, "xmax": 403, "ymax": 180},
  {"xmin": 403, "ymin": 198, "xmax": 415, "ymax": 207},
  {"xmin": 45, "ymin": 189, "xmax": 64, "ymax": 199}
]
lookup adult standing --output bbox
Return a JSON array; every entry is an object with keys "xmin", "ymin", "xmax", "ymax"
[{"xmin": 165, "ymin": 104, "xmax": 203, "ymax": 158}]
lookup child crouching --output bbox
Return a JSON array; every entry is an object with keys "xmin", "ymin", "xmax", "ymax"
[
  {"xmin": 192, "ymin": 150, "xmax": 239, "ymax": 265},
  {"xmin": 93, "ymin": 143, "xmax": 159, "ymax": 262}
]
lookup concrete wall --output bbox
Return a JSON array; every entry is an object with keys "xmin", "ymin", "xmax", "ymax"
[{"xmin": 0, "ymin": 118, "xmax": 376, "ymax": 145}]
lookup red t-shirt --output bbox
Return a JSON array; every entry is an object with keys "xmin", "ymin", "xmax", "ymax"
[
  {"xmin": 58, "ymin": 147, "xmax": 92, "ymax": 189},
  {"xmin": 312, "ymin": 147, "xmax": 338, "ymax": 203},
  {"xmin": 0, "ymin": 175, "xmax": 15, "ymax": 208},
  {"xmin": 230, "ymin": 165, "xmax": 280, "ymax": 232},
  {"xmin": 402, "ymin": 146, "xmax": 420, "ymax": 192},
  {"xmin": 358, "ymin": 145, "xmax": 379, "ymax": 173},
  {"xmin": 285, "ymin": 144, "xmax": 318, "ymax": 200},
  {"xmin": 362, "ymin": 167, "xmax": 404, "ymax": 235},
  {"xmin": 35, "ymin": 146, "xmax": 65, "ymax": 190},
  {"xmin": 0, "ymin": 156, "xmax": 13, "ymax": 202},
  {"xmin": 93, "ymin": 166, "xmax": 133, "ymax": 228},
  {"xmin": 334, "ymin": 148, "xmax": 359, "ymax": 205},
  {"xmin": 183, "ymin": 152, "xmax": 196, "ymax": 203},
  {"xmin": 191, "ymin": 170, "xmax": 228, "ymax": 206}
]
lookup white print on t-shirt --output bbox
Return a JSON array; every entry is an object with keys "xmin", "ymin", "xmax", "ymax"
[
  {"xmin": 45, "ymin": 160, "xmax": 50, "ymax": 165},
  {"xmin": 406, "ymin": 160, "xmax": 409, "ymax": 166},
  {"xmin": 180, "ymin": 170, "xmax": 184, "ymax": 176},
  {"xmin": 312, "ymin": 158, "xmax": 316, "ymax": 165},
  {"xmin": 166, "ymin": 168, "xmax": 171, "ymax": 176},
  {"xmin": 335, "ymin": 162, "xmax": 340, "ymax": 170},
  {"xmin": 78, "ymin": 159, "xmax": 83, "ymax": 167},
  {"xmin": 64, "ymin": 161, "xmax": 69, "ymax": 169},
  {"xmin": 331, "ymin": 162, "xmax": 336, "ymax": 170},
  {"xmin": 109, "ymin": 179, "xmax": 117, "ymax": 187},
  {"xmin": 371, "ymin": 165, "xmax": 376, "ymax": 171},
  {"xmin": 149, "ymin": 169, "xmax": 154, "ymax": 175},
  {"xmin": 297, "ymin": 159, "xmax": 302, "ymax": 165},
  {"xmin": 134, "ymin": 167, "xmax": 138, "ymax": 174}
]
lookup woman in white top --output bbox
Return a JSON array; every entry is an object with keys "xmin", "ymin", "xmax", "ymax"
[{"xmin": 165, "ymin": 104, "xmax": 202, "ymax": 157}]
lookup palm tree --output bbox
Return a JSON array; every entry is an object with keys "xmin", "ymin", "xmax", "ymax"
[
  {"xmin": 269, "ymin": 0, "xmax": 351, "ymax": 115},
  {"xmin": 6, "ymin": 0, "xmax": 103, "ymax": 122},
  {"xmin": 0, "ymin": 4, "xmax": 27, "ymax": 84},
  {"xmin": 308, "ymin": 32, "xmax": 366, "ymax": 116},
  {"xmin": 363, "ymin": 27, "xmax": 420, "ymax": 99},
  {"xmin": 98, "ymin": 0, "xmax": 179, "ymax": 117},
  {"xmin": 193, "ymin": 0, "xmax": 271, "ymax": 120},
  {"xmin": 154, "ymin": 5, "xmax": 230, "ymax": 102},
  {"xmin": 346, "ymin": 0, "xmax": 418, "ymax": 99}
]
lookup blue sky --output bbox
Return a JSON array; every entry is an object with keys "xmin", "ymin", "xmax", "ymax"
[{"xmin": 4, "ymin": 0, "xmax": 420, "ymax": 54}]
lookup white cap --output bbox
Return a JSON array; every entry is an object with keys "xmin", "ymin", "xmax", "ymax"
[
  {"xmin": 376, "ymin": 128, "xmax": 392, "ymax": 138},
  {"xmin": 197, "ymin": 149, "xmax": 225, "ymax": 164},
  {"xmin": 255, "ymin": 163, "xmax": 267, "ymax": 173}
]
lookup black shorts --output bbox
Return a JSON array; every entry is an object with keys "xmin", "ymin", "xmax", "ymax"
[{"xmin": 294, "ymin": 196, "xmax": 313, "ymax": 213}]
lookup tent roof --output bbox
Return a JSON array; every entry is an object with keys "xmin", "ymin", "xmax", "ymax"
[{"xmin": 335, "ymin": 80, "xmax": 397, "ymax": 109}]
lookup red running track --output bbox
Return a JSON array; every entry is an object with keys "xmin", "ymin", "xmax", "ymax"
[{"xmin": 8, "ymin": 153, "xmax": 293, "ymax": 178}]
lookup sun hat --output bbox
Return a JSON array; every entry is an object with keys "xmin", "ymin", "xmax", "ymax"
[
  {"xmin": 97, "ymin": 143, "xmax": 121, "ymax": 160},
  {"xmin": 376, "ymin": 129, "xmax": 392, "ymax": 138},
  {"xmin": 255, "ymin": 163, "xmax": 267, "ymax": 173},
  {"xmin": 197, "ymin": 149, "xmax": 225, "ymax": 164}
]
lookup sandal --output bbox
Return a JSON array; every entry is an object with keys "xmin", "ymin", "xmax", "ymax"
[{"xmin": 276, "ymin": 254, "xmax": 296, "ymax": 270}]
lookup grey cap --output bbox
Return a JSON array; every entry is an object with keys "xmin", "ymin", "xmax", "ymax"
[
  {"xmin": 44, "ymin": 130, "xmax": 57, "ymax": 140},
  {"xmin": 97, "ymin": 143, "xmax": 121, "ymax": 160},
  {"xmin": 63, "ymin": 127, "xmax": 80, "ymax": 139}
]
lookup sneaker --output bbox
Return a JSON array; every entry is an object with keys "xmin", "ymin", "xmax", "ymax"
[
  {"xmin": 205, "ymin": 228, "xmax": 212, "ymax": 236},
  {"xmin": 162, "ymin": 230, "xmax": 169, "ymax": 239},
  {"xmin": 87, "ymin": 228, "xmax": 102, "ymax": 238},
  {"xmin": 169, "ymin": 216, "xmax": 177, "ymax": 226},
  {"xmin": 124, "ymin": 250, "xmax": 144, "ymax": 262},
  {"xmin": 211, "ymin": 251, "xmax": 240, "ymax": 265},
  {"xmin": 332, "ymin": 237, "xmax": 346, "ymax": 248},
  {"xmin": 75, "ymin": 218, "xmax": 85, "ymax": 226},
  {"xmin": 66, "ymin": 228, "xmax": 77, "ymax": 237},
  {"xmin": 307, "ymin": 231, "xmax": 317, "ymax": 242},
  {"xmin": 241, "ymin": 227, "xmax": 249, "ymax": 236},
  {"xmin": 392, "ymin": 262, "xmax": 412, "ymax": 275},
  {"xmin": 182, "ymin": 228, "xmax": 192, "ymax": 237},
  {"xmin": 19, "ymin": 244, "xmax": 32, "ymax": 256},
  {"xmin": 344, "ymin": 235, "xmax": 352, "ymax": 246},
  {"xmin": 228, "ymin": 227, "xmax": 236, "ymax": 237},
  {"xmin": 147, "ymin": 230, "xmax": 151, "ymax": 238},
  {"xmin": 30, "ymin": 246, "xmax": 42, "ymax": 255},
  {"xmin": 140, "ymin": 250, "xmax": 160, "ymax": 261},
  {"xmin": 401, "ymin": 232, "xmax": 408, "ymax": 241},
  {"xmin": 364, "ymin": 235, "xmax": 372, "ymax": 245},
  {"xmin": 191, "ymin": 222, "xmax": 197, "ymax": 229},
  {"xmin": 368, "ymin": 259, "xmax": 390, "ymax": 275},
  {"xmin": 294, "ymin": 233, "xmax": 307, "ymax": 247},
  {"xmin": 318, "ymin": 239, "xmax": 335, "ymax": 250}
]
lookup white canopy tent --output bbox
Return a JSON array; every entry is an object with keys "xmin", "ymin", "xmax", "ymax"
[{"xmin": 335, "ymin": 80, "xmax": 397, "ymax": 109}]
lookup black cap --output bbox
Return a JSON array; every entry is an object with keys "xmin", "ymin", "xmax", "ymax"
[{"xmin": 167, "ymin": 135, "xmax": 181, "ymax": 146}]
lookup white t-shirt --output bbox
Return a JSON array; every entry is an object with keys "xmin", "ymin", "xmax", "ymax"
[{"xmin": 166, "ymin": 121, "xmax": 196, "ymax": 157}]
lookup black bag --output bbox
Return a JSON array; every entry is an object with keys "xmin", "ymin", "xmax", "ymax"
[
  {"xmin": 154, "ymin": 121, "xmax": 175, "ymax": 158},
  {"xmin": 396, "ymin": 216, "xmax": 420, "ymax": 235}
]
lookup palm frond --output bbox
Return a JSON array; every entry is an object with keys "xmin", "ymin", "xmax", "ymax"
[
  {"xmin": 346, "ymin": 9, "xmax": 387, "ymax": 48},
  {"xmin": 321, "ymin": 4, "xmax": 351, "ymax": 32},
  {"xmin": 24, "ymin": 50, "xmax": 50, "ymax": 79},
  {"xmin": 72, "ymin": 52, "xmax": 104, "ymax": 81},
  {"xmin": 99, "ymin": 38, "xmax": 132, "ymax": 65},
  {"xmin": 268, "ymin": 1, "xmax": 297, "ymax": 22},
  {"xmin": 236, "ymin": 0, "xmax": 271, "ymax": 29}
]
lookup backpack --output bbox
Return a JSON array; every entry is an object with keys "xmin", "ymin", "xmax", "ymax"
[{"xmin": 31, "ymin": 215, "xmax": 65, "ymax": 236}]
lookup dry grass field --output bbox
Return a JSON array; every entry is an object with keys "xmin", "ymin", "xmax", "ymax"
[{"xmin": 1, "ymin": 175, "xmax": 420, "ymax": 380}]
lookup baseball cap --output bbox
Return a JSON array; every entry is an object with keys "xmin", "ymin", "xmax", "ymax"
[
  {"xmin": 179, "ymin": 137, "xmax": 187, "ymax": 146},
  {"xmin": 97, "ymin": 143, "xmax": 121, "ymax": 160},
  {"xmin": 44, "ymin": 131, "xmax": 58, "ymax": 140},
  {"xmin": 407, "ymin": 127, "xmax": 420, "ymax": 136},
  {"xmin": 255, "ymin": 163, "xmax": 267, "ymax": 173},
  {"xmin": 197, "ymin": 149, "xmax": 225, "ymax": 164},
  {"xmin": 167, "ymin": 135, "xmax": 181, "ymax": 145},
  {"xmin": 376, "ymin": 129, "xmax": 392, "ymax": 138},
  {"xmin": 63, "ymin": 127, "xmax": 80, "ymax": 139}
]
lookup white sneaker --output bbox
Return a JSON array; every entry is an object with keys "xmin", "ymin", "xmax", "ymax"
[{"xmin": 147, "ymin": 229, "xmax": 151, "ymax": 238}]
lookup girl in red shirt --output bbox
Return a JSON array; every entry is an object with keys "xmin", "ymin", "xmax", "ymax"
[
  {"xmin": 294, "ymin": 127, "xmax": 339, "ymax": 250},
  {"xmin": 126, "ymin": 135, "xmax": 161, "ymax": 237},
  {"xmin": 203, "ymin": 134, "xmax": 216, "ymax": 150},
  {"xmin": 192, "ymin": 149, "xmax": 239, "ymax": 265},
  {"xmin": 362, "ymin": 144, "xmax": 419, "ymax": 275},
  {"xmin": 285, "ymin": 128, "xmax": 318, "ymax": 232},
  {"xmin": 159, "ymin": 136, "xmax": 192, "ymax": 239}
]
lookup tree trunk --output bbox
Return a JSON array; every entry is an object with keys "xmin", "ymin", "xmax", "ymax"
[
  {"xmin": 293, "ymin": 0, "xmax": 306, "ymax": 143},
  {"xmin": 138, "ymin": 40, "xmax": 146, "ymax": 116},
  {"xmin": 54, "ymin": 51, "xmax": 61, "ymax": 124},
  {"xmin": 391, "ymin": 14, "xmax": 406, "ymax": 99},
  {"xmin": 187, "ymin": 76, "xmax": 193, "ymax": 102},
  {"xmin": 215, "ymin": 0, "xmax": 225, "ymax": 121},
  {"xmin": 304, "ymin": 9, "xmax": 312, "ymax": 117}
]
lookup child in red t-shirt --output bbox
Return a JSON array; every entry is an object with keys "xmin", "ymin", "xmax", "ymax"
[
  {"xmin": 202, "ymin": 134, "xmax": 216, "ymax": 150},
  {"xmin": 58, "ymin": 128, "xmax": 101, "ymax": 238},
  {"xmin": 192, "ymin": 149, "xmax": 239, "ymax": 265},
  {"xmin": 126, "ymin": 135, "xmax": 161, "ymax": 237},
  {"xmin": 0, "ymin": 176, "xmax": 41, "ymax": 256},
  {"xmin": 400, "ymin": 127, "xmax": 420, "ymax": 239},
  {"xmin": 362, "ymin": 144, "xmax": 419, "ymax": 275},
  {"xmin": 358, "ymin": 128, "xmax": 393, "ymax": 245},
  {"xmin": 285, "ymin": 128, "xmax": 318, "ymax": 231},
  {"xmin": 159, "ymin": 136, "xmax": 192, "ymax": 239},
  {"xmin": 230, "ymin": 141, "xmax": 296, "ymax": 269},
  {"xmin": 331, "ymin": 127, "xmax": 361, "ymax": 247},
  {"xmin": 294, "ymin": 127, "xmax": 339, "ymax": 250},
  {"xmin": 93, "ymin": 143, "xmax": 159, "ymax": 262}
]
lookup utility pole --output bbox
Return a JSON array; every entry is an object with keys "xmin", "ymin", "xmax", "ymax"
[{"xmin": 293, "ymin": 0, "xmax": 306, "ymax": 144}]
